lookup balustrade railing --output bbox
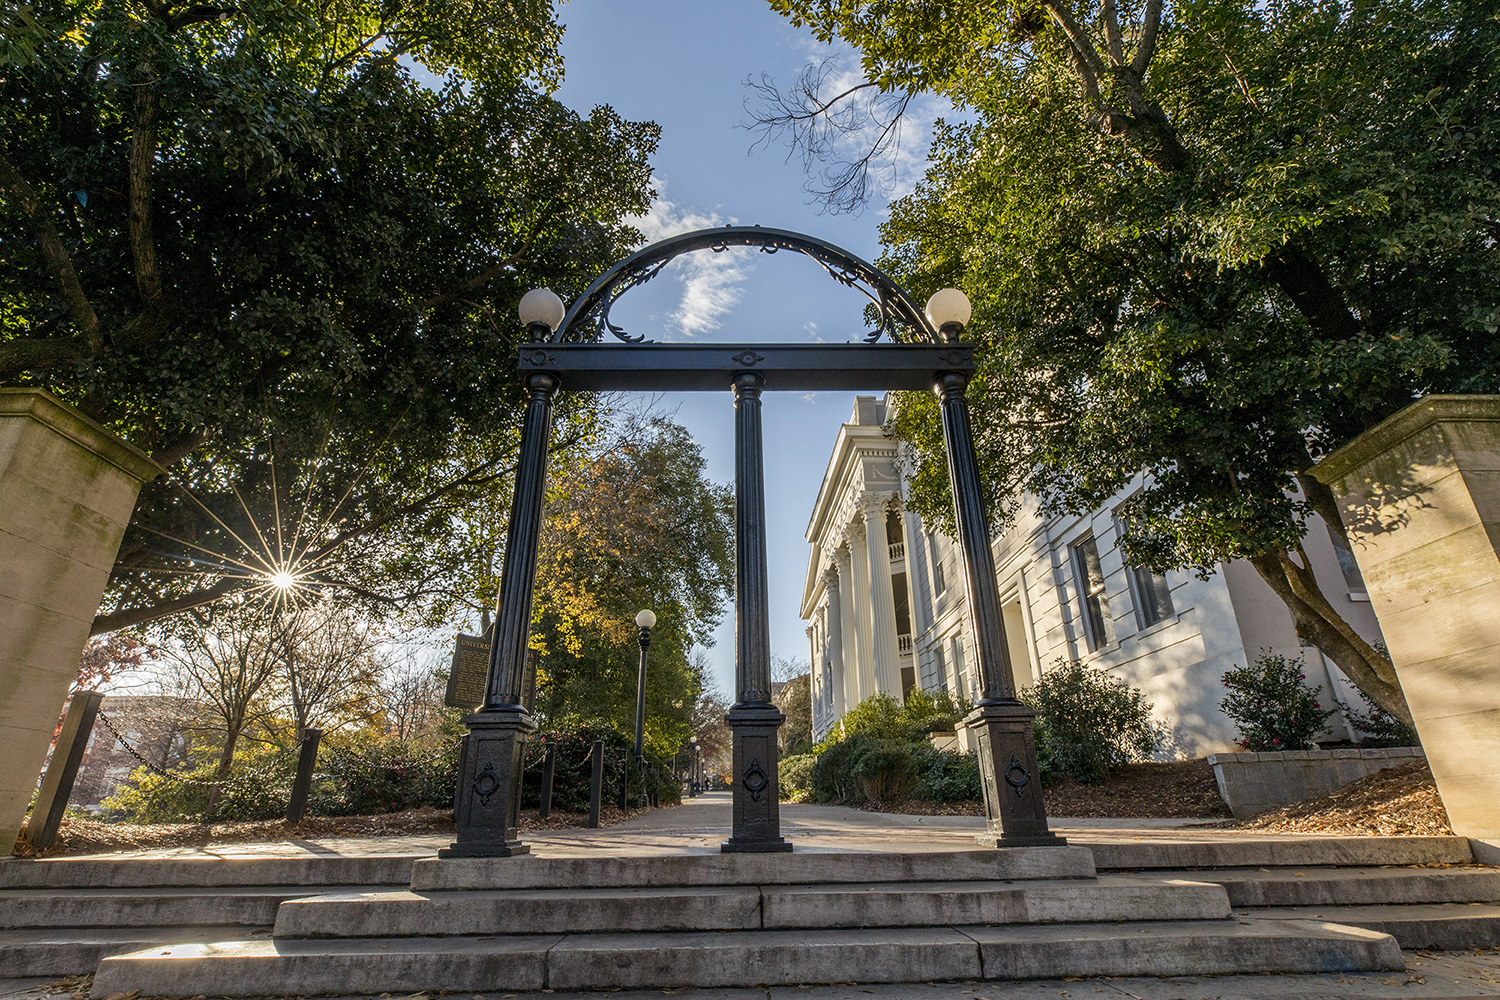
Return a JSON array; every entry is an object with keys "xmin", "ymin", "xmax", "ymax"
[
  {"xmin": 888, "ymin": 541, "xmax": 905, "ymax": 561},
  {"xmin": 897, "ymin": 633, "xmax": 913, "ymax": 654}
]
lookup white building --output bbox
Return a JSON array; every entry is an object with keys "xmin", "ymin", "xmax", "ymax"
[{"xmin": 801, "ymin": 396, "xmax": 1385, "ymax": 757}]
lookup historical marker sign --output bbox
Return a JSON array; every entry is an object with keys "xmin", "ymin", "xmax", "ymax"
[{"xmin": 445, "ymin": 633, "xmax": 490, "ymax": 710}]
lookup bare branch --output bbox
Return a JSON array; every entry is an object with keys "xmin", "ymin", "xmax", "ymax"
[
  {"xmin": 128, "ymin": 62, "xmax": 168, "ymax": 323},
  {"xmin": 1101, "ymin": 0, "xmax": 1126, "ymax": 65},
  {"xmin": 91, "ymin": 577, "xmax": 240, "ymax": 636},
  {"xmin": 0, "ymin": 144, "xmax": 102, "ymax": 353},
  {"xmin": 742, "ymin": 58, "xmax": 917, "ymax": 215},
  {"xmin": 1040, "ymin": 0, "xmax": 1107, "ymax": 90}
]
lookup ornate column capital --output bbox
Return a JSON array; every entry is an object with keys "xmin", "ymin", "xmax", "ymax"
[
  {"xmin": 822, "ymin": 565, "xmax": 841, "ymax": 591},
  {"xmin": 843, "ymin": 518, "xmax": 867, "ymax": 545},
  {"xmin": 858, "ymin": 489, "xmax": 894, "ymax": 522}
]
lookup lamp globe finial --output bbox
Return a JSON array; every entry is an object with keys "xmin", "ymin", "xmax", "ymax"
[
  {"xmin": 924, "ymin": 287, "xmax": 972, "ymax": 334},
  {"xmin": 635, "ymin": 608, "xmax": 657, "ymax": 629},
  {"xmin": 519, "ymin": 288, "xmax": 566, "ymax": 333}
]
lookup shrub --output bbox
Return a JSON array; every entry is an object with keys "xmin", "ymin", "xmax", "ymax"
[
  {"xmin": 809, "ymin": 732, "xmax": 874, "ymax": 803},
  {"xmin": 851, "ymin": 741, "xmax": 920, "ymax": 807},
  {"xmin": 779, "ymin": 753, "xmax": 816, "ymax": 798},
  {"xmin": 104, "ymin": 742, "xmax": 298, "ymax": 823},
  {"xmin": 911, "ymin": 744, "xmax": 982, "ymax": 803},
  {"xmin": 1023, "ymin": 660, "xmax": 1163, "ymax": 783},
  {"xmin": 1220, "ymin": 652, "xmax": 1337, "ymax": 752},
  {"xmin": 815, "ymin": 689, "xmax": 969, "ymax": 751},
  {"xmin": 1337, "ymin": 688, "xmax": 1420, "ymax": 748},
  {"xmin": 312, "ymin": 733, "xmax": 462, "ymax": 816}
]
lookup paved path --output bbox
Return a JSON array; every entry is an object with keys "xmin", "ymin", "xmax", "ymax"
[
  {"xmin": 4, "ymin": 950, "xmax": 1500, "ymax": 1000},
  {"xmin": 34, "ymin": 792, "xmax": 1372, "ymax": 862}
]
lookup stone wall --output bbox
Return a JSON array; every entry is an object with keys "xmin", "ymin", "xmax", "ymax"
[{"xmin": 1208, "ymin": 747, "xmax": 1424, "ymax": 819}]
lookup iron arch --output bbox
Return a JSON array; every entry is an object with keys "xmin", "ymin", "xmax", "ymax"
[{"xmin": 550, "ymin": 225, "xmax": 940, "ymax": 345}]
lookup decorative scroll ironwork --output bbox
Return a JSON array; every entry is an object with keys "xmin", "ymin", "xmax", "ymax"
[
  {"xmin": 743, "ymin": 757, "xmax": 770, "ymax": 802},
  {"xmin": 473, "ymin": 762, "xmax": 500, "ymax": 807},
  {"xmin": 550, "ymin": 226, "xmax": 941, "ymax": 346},
  {"xmin": 1004, "ymin": 754, "xmax": 1031, "ymax": 797}
]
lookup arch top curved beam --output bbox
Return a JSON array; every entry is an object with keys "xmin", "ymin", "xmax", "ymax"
[{"xmin": 551, "ymin": 225, "xmax": 940, "ymax": 345}]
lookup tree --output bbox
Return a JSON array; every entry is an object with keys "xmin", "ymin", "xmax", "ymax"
[
  {"xmin": 157, "ymin": 601, "xmax": 285, "ymax": 800},
  {"xmin": 772, "ymin": 655, "xmax": 813, "ymax": 754},
  {"xmin": 526, "ymin": 412, "xmax": 736, "ymax": 758},
  {"xmin": 274, "ymin": 602, "xmax": 382, "ymax": 743},
  {"xmin": 377, "ymin": 651, "xmax": 449, "ymax": 741},
  {"xmin": 2, "ymin": 0, "xmax": 658, "ymax": 633},
  {"xmin": 763, "ymin": 0, "xmax": 1500, "ymax": 727}
]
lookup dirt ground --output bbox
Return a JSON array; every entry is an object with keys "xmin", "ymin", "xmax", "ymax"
[
  {"xmin": 12, "ymin": 803, "xmax": 649, "ymax": 858},
  {"xmin": 1211, "ymin": 759, "xmax": 1453, "ymax": 836}
]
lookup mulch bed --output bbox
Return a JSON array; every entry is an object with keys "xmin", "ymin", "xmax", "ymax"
[
  {"xmin": 1210, "ymin": 759, "xmax": 1453, "ymax": 836},
  {"xmin": 13, "ymin": 803, "xmax": 662, "ymax": 858},
  {"xmin": 868, "ymin": 758, "xmax": 1232, "ymax": 819}
]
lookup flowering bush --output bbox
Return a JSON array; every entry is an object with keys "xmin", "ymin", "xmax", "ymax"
[
  {"xmin": 1023, "ymin": 660, "xmax": 1163, "ymax": 783},
  {"xmin": 1220, "ymin": 652, "xmax": 1336, "ymax": 752}
]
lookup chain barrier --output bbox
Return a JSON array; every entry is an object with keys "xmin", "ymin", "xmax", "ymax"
[{"xmin": 96, "ymin": 707, "xmax": 230, "ymax": 789}]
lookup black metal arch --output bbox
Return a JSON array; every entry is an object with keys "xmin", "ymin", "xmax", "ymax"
[{"xmin": 551, "ymin": 225, "xmax": 939, "ymax": 345}]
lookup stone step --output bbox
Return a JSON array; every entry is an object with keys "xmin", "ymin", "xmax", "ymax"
[
  {"xmin": 0, "ymin": 926, "xmax": 264, "ymax": 977},
  {"xmin": 272, "ymin": 877, "xmax": 1229, "ymax": 937},
  {"xmin": 0, "ymin": 885, "xmax": 377, "ymax": 929},
  {"xmin": 1245, "ymin": 903, "xmax": 1500, "ymax": 949},
  {"xmin": 1152, "ymin": 866, "xmax": 1500, "ymax": 907},
  {"xmin": 88, "ymin": 918, "xmax": 1403, "ymax": 996},
  {"xmin": 1087, "ymin": 835, "xmax": 1472, "ymax": 870},
  {"xmin": 409, "ymin": 846, "xmax": 1095, "ymax": 890},
  {"xmin": 0, "ymin": 855, "xmax": 418, "ymax": 888}
]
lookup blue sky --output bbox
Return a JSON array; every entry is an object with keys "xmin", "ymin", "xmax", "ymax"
[{"xmin": 548, "ymin": 0, "xmax": 945, "ymax": 699}]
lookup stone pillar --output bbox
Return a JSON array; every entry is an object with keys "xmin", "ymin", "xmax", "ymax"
[
  {"xmin": 1311, "ymin": 395, "xmax": 1500, "ymax": 859},
  {"xmin": 860, "ymin": 490, "xmax": 902, "ymax": 699},
  {"xmin": 723, "ymin": 372, "xmax": 790, "ymax": 853},
  {"xmin": 0, "ymin": 389, "xmax": 162, "ymax": 857},
  {"xmin": 935, "ymin": 371, "xmax": 1064, "ymax": 848},
  {"xmin": 845, "ymin": 521, "xmax": 876, "ymax": 703},
  {"xmin": 822, "ymin": 567, "xmax": 847, "ymax": 721}
]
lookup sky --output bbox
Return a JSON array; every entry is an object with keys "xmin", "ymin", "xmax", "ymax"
[{"xmin": 546, "ymin": 1, "xmax": 947, "ymax": 700}]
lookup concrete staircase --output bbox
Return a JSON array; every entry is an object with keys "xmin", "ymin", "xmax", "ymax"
[
  {"xmin": 2, "ymin": 837, "xmax": 1494, "ymax": 994},
  {"xmin": 0, "ymin": 856, "xmax": 418, "ymax": 977}
]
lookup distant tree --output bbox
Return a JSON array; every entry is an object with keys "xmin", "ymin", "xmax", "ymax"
[
  {"xmin": 2, "ymin": 0, "xmax": 659, "ymax": 634},
  {"xmin": 378, "ymin": 654, "xmax": 450, "ymax": 742},
  {"xmin": 275, "ymin": 603, "xmax": 383, "ymax": 744},
  {"xmin": 761, "ymin": 0, "xmax": 1500, "ymax": 728},
  {"xmin": 772, "ymin": 656, "xmax": 813, "ymax": 755}
]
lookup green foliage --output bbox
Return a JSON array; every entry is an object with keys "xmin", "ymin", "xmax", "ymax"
[
  {"xmin": 311, "ymin": 732, "xmax": 462, "ymax": 816},
  {"xmin": 1023, "ymin": 660, "xmax": 1163, "ymax": 784},
  {"xmin": 1220, "ymin": 652, "xmax": 1337, "ymax": 752},
  {"xmin": 807, "ymin": 727, "xmax": 981, "ymax": 807},
  {"xmin": 778, "ymin": 752, "xmax": 817, "ymax": 797},
  {"xmin": 2, "ymin": 0, "xmax": 659, "ymax": 632},
  {"xmin": 816, "ymin": 688, "xmax": 967, "ymax": 750},
  {"xmin": 104, "ymin": 741, "xmax": 297, "ymax": 823},
  {"xmin": 1338, "ymin": 689, "xmax": 1421, "ymax": 749}
]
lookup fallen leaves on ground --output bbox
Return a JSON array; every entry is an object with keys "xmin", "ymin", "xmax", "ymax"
[
  {"xmin": 1213, "ymin": 759, "xmax": 1453, "ymax": 836},
  {"xmin": 14, "ymin": 803, "xmax": 668, "ymax": 857}
]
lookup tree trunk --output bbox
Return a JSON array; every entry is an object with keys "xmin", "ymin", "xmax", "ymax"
[
  {"xmin": 1247, "ymin": 548, "xmax": 1414, "ymax": 730},
  {"xmin": 204, "ymin": 722, "xmax": 242, "ymax": 815}
]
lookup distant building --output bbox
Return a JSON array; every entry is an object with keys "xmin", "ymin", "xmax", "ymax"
[
  {"xmin": 801, "ymin": 396, "xmax": 1385, "ymax": 756},
  {"xmin": 71, "ymin": 695, "xmax": 199, "ymax": 808}
]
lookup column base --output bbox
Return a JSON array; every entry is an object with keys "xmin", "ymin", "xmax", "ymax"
[
  {"xmin": 964, "ymin": 701, "xmax": 1068, "ymax": 848},
  {"xmin": 443, "ymin": 708, "xmax": 535, "ymax": 859},
  {"xmin": 722, "ymin": 704, "xmax": 793, "ymax": 854}
]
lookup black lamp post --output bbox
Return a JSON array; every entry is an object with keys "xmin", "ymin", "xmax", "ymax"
[
  {"xmin": 633, "ymin": 609, "xmax": 655, "ymax": 761},
  {"xmin": 925, "ymin": 287, "xmax": 1065, "ymax": 849},
  {"xmin": 689, "ymin": 736, "xmax": 699, "ymax": 797}
]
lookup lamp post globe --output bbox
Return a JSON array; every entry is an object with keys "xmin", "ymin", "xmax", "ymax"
[
  {"xmin": 924, "ymin": 287, "xmax": 972, "ymax": 341},
  {"xmin": 518, "ymin": 287, "xmax": 566, "ymax": 335},
  {"xmin": 633, "ymin": 610, "xmax": 655, "ymax": 762}
]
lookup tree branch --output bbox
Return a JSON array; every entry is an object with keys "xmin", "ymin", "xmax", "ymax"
[
  {"xmin": 0, "ymin": 144, "xmax": 102, "ymax": 353},
  {"xmin": 91, "ymin": 576, "xmax": 239, "ymax": 635},
  {"xmin": 1263, "ymin": 243, "xmax": 1361, "ymax": 341},
  {"xmin": 1130, "ymin": 0, "xmax": 1163, "ymax": 76},
  {"xmin": 1101, "ymin": 0, "xmax": 1125, "ymax": 65},
  {"xmin": 129, "ymin": 62, "xmax": 168, "ymax": 323},
  {"xmin": 1040, "ymin": 0, "xmax": 1106, "ymax": 97}
]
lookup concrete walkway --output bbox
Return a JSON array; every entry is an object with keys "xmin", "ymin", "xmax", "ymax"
[{"xmin": 34, "ymin": 793, "xmax": 1394, "ymax": 862}]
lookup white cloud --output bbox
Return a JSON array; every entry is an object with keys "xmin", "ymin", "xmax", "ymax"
[{"xmin": 629, "ymin": 195, "xmax": 754, "ymax": 337}]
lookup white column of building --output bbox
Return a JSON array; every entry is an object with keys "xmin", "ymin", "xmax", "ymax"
[
  {"xmin": 806, "ymin": 622, "xmax": 820, "ymax": 734},
  {"xmin": 860, "ymin": 490, "xmax": 902, "ymax": 699},
  {"xmin": 821, "ymin": 566, "xmax": 847, "ymax": 721},
  {"xmin": 844, "ymin": 522, "xmax": 876, "ymax": 704},
  {"xmin": 834, "ymin": 545, "xmax": 861, "ymax": 716}
]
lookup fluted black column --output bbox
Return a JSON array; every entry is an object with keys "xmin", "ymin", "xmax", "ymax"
[
  {"xmin": 937, "ymin": 370, "xmax": 1064, "ymax": 848},
  {"xmin": 442, "ymin": 371, "xmax": 557, "ymax": 858},
  {"xmin": 723, "ymin": 372, "xmax": 791, "ymax": 853}
]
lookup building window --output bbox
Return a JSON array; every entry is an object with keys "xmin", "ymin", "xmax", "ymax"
[
  {"xmin": 928, "ymin": 532, "xmax": 946, "ymax": 594},
  {"xmin": 952, "ymin": 634, "xmax": 971, "ymax": 697},
  {"xmin": 1070, "ymin": 534, "xmax": 1112, "ymax": 651},
  {"xmin": 1129, "ymin": 564, "xmax": 1175, "ymax": 628},
  {"xmin": 1326, "ymin": 522, "xmax": 1367, "ymax": 595},
  {"xmin": 930, "ymin": 645, "xmax": 948, "ymax": 692}
]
